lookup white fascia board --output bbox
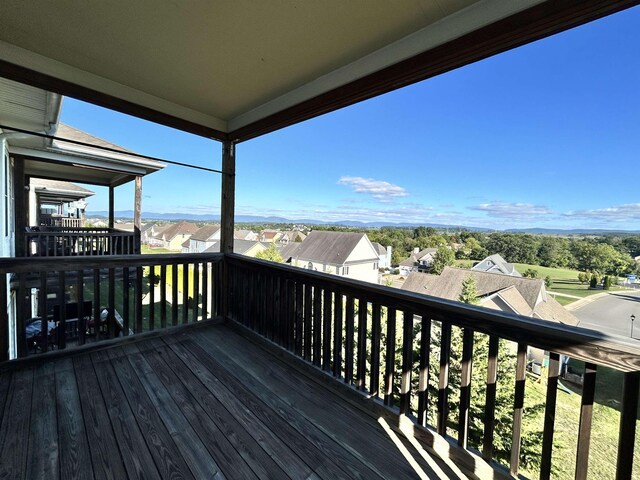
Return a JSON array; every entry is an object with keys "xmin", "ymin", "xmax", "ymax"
[
  {"xmin": 0, "ymin": 40, "xmax": 228, "ymax": 133},
  {"xmin": 10, "ymin": 146, "xmax": 149, "ymax": 175},
  {"xmin": 229, "ymin": 0, "xmax": 544, "ymax": 131}
]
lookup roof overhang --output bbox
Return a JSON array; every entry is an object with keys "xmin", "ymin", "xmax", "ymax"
[{"xmin": 0, "ymin": 1, "xmax": 636, "ymax": 143}]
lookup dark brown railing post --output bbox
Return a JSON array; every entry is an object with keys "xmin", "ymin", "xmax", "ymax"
[
  {"xmin": 482, "ymin": 335, "xmax": 500, "ymax": 462},
  {"xmin": 458, "ymin": 327, "xmax": 474, "ymax": 448},
  {"xmin": 540, "ymin": 352, "xmax": 561, "ymax": 479},
  {"xmin": 400, "ymin": 311, "xmax": 414, "ymax": 415},
  {"xmin": 575, "ymin": 363, "xmax": 597, "ymax": 480},
  {"xmin": 510, "ymin": 342, "xmax": 528, "ymax": 476},
  {"xmin": 417, "ymin": 316, "xmax": 431, "ymax": 427},
  {"xmin": 384, "ymin": 307, "xmax": 396, "ymax": 407},
  {"xmin": 616, "ymin": 371, "xmax": 639, "ymax": 480},
  {"xmin": 437, "ymin": 322, "xmax": 451, "ymax": 435}
]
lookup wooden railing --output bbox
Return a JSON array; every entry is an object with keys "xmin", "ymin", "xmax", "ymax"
[
  {"xmin": 225, "ymin": 254, "xmax": 640, "ymax": 480},
  {"xmin": 24, "ymin": 226, "xmax": 140, "ymax": 256},
  {"xmin": 0, "ymin": 253, "xmax": 223, "ymax": 359}
]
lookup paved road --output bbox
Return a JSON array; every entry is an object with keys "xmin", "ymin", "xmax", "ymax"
[{"xmin": 573, "ymin": 290, "xmax": 640, "ymax": 338}]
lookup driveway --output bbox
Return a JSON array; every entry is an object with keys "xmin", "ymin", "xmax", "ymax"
[{"xmin": 572, "ymin": 290, "xmax": 640, "ymax": 339}]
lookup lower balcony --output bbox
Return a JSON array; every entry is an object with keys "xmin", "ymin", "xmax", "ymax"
[{"xmin": 0, "ymin": 253, "xmax": 639, "ymax": 479}]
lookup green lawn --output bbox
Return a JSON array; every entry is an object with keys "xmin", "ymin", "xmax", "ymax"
[
  {"xmin": 521, "ymin": 374, "xmax": 640, "ymax": 479},
  {"xmin": 514, "ymin": 263, "xmax": 629, "ymax": 306},
  {"xmin": 141, "ymin": 245, "xmax": 174, "ymax": 254}
]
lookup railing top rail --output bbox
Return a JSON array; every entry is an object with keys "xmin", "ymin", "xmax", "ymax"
[
  {"xmin": 227, "ymin": 253, "xmax": 640, "ymax": 372},
  {"xmin": 0, "ymin": 252, "xmax": 223, "ymax": 272},
  {"xmin": 25, "ymin": 231, "xmax": 137, "ymax": 237}
]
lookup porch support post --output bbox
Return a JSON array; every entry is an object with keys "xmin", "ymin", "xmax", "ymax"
[
  {"xmin": 14, "ymin": 158, "xmax": 26, "ymax": 257},
  {"xmin": 134, "ymin": 176, "xmax": 142, "ymax": 253},
  {"xmin": 220, "ymin": 140, "xmax": 235, "ymax": 254},
  {"xmin": 220, "ymin": 140, "xmax": 235, "ymax": 321},
  {"xmin": 108, "ymin": 185, "xmax": 115, "ymax": 229}
]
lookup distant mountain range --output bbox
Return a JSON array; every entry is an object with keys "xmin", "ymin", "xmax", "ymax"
[{"xmin": 87, "ymin": 210, "xmax": 640, "ymax": 234}]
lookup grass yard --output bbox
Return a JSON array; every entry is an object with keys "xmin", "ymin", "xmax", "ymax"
[
  {"xmin": 521, "ymin": 374, "xmax": 640, "ymax": 479},
  {"xmin": 141, "ymin": 245, "xmax": 174, "ymax": 254},
  {"xmin": 514, "ymin": 263, "xmax": 629, "ymax": 306}
]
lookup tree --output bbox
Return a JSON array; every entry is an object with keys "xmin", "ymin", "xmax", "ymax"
[
  {"xmin": 431, "ymin": 246, "xmax": 455, "ymax": 274},
  {"xmin": 255, "ymin": 243, "xmax": 283, "ymax": 263},
  {"xmin": 522, "ymin": 268, "xmax": 539, "ymax": 279},
  {"xmin": 603, "ymin": 275, "xmax": 612, "ymax": 290},
  {"xmin": 459, "ymin": 276, "xmax": 479, "ymax": 305},
  {"xmin": 544, "ymin": 275, "xmax": 553, "ymax": 288},
  {"xmin": 589, "ymin": 273, "xmax": 599, "ymax": 289}
]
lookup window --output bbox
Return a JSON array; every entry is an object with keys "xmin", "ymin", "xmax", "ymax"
[
  {"xmin": 374, "ymin": 262, "xmax": 378, "ymax": 270},
  {"xmin": 343, "ymin": 266, "xmax": 349, "ymax": 275}
]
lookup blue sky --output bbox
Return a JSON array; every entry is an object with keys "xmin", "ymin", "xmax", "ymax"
[{"xmin": 61, "ymin": 6, "xmax": 640, "ymax": 230}]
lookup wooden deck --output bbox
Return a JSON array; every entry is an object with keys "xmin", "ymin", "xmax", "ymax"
[{"xmin": 0, "ymin": 323, "xmax": 467, "ymax": 479}]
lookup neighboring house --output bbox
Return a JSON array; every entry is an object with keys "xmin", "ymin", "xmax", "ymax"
[
  {"xmin": 259, "ymin": 229, "xmax": 281, "ymax": 243},
  {"xmin": 402, "ymin": 266, "xmax": 578, "ymax": 372},
  {"xmin": 204, "ymin": 239, "xmax": 266, "ymax": 257},
  {"xmin": 234, "ymin": 229, "xmax": 258, "ymax": 241},
  {"xmin": 398, "ymin": 247, "xmax": 437, "ymax": 276},
  {"xmin": 29, "ymin": 178, "xmax": 94, "ymax": 228},
  {"xmin": 144, "ymin": 224, "xmax": 170, "ymax": 246},
  {"xmin": 402, "ymin": 267, "xmax": 578, "ymax": 326},
  {"xmin": 152, "ymin": 221, "xmax": 198, "ymax": 251},
  {"xmin": 278, "ymin": 230, "xmax": 306, "ymax": 245},
  {"xmin": 371, "ymin": 242, "xmax": 392, "ymax": 269},
  {"xmin": 472, "ymin": 254, "xmax": 522, "ymax": 277},
  {"xmin": 182, "ymin": 224, "xmax": 221, "ymax": 253},
  {"xmin": 285, "ymin": 231, "xmax": 380, "ymax": 284}
]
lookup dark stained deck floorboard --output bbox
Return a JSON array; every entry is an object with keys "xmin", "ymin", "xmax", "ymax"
[{"xmin": 0, "ymin": 323, "xmax": 460, "ymax": 479}]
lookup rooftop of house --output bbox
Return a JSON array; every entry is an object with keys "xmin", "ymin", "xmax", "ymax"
[
  {"xmin": 286, "ymin": 231, "xmax": 376, "ymax": 266},
  {"xmin": 204, "ymin": 239, "xmax": 264, "ymax": 255},
  {"xmin": 372, "ymin": 242, "xmax": 388, "ymax": 256},
  {"xmin": 402, "ymin": 266, "xmax": 578, "ymax": 326},
  {"xmin": 30, "ymin": 178, "xmax": 95, "ymax": 198},
  {"xmin": 472, "ymin": 253, "xmax": 521, "ymax": 277},
  {"xmin": 190, "ymin": 225, "xmax": 221, "ymax": 242},
  {"xmin": 399, "ymin": 247, "xmax": 437, "ymax": 267},
  {"xmin": 158, "ymin": 221, "xmax": 199, "ymax": 241}
]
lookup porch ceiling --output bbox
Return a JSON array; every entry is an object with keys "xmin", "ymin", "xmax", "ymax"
[{"xmin": 0, "ymin": 1, "xmax": 636, "ymax": 142}]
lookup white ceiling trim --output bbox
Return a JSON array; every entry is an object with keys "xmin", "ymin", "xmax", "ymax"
[
  {"xmin": 0, "ymin": 40, "xmax": 228, "ymax": 133},
  {"xmin": 228, "ymin": 0, "xmax": 545, "ymax": 132}
]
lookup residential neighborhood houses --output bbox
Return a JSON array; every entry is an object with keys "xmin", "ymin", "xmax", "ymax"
[
  {"xmin": 472, "ymin": 253, "xmax": 522, "ymax": 277},
  {"xmin": 282, "ymin": 231, "xmax": 381, "ymax": 284},
  {"xmin": 398, "ymin": 247, "xmax": 437, "ymax": 276}
]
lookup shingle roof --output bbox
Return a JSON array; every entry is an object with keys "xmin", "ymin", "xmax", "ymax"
[
  {"xmin": 161, "ymin": 221, "xmax": 199, "ymax": 241},
  {"xmin": 204, "ymin": 239, "xmax": 263, "ymax": 255},
  {"xmin": 533, "ymin": 296, "xmax": 579, "ymax": 326},
  {"xmin": 56, "ymin": 123, "xmax": 133, "ymax": 153},
  {"xmin": 287, "ymin": 231, "xmax": 375, "ymax": 265},
  {"xmin": 486, "ymin": 286, "xmax": 533, "ymax": 316},
  {"xmin": 403, "ymin": 267, "xmax": 543, "ymax": 309},
  {"xmin": 472, "ymin": 254, "xmax": 521, "ymax": 277},
  {"xmin": 190, "ymin": 225, "xmax": 220, "ymax": 242},
  {"xmin": 30, "ymin": 178, "xmax": 95, "ymax": 197},
  {"xmin": 402, "ymin": 267, "xmax": 578, "ymax": 326},
  {"xmin": 399, "ymin": 248, "xmax": 437, "ymax": 267},
  {"xmin": 372, "ymin": 242, "xmax": 388, "ymax": 256}
]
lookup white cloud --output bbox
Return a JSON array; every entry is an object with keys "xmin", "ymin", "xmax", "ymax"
[
  {"xmin": 563, "ymin": 203, "xmax": 640, "ymax": 222},
  {"xmin": 338, "ymin": 176, "xmax": 408, "ymax": 202},
  {"xmin": 469, "ymin": 202, "xmax": 552, "ymax": 219}
]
